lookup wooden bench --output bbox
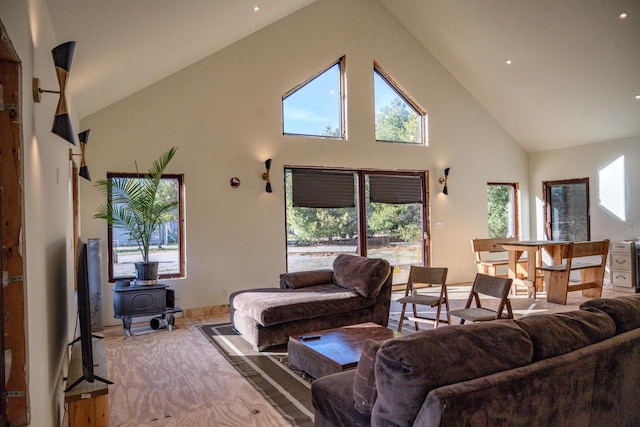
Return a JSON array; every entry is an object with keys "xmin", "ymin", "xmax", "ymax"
[
  {"xmin": 471, "ymin": 238, "xmax": 527, "ymax": 293},
  {"xmin": 539, "ymin": 239, "xmax": 610, "ymax": 305}
]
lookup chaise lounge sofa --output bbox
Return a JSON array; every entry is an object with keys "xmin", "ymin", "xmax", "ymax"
[
  {"xmin": 312, "ymin": 294, "xmax": 640, "ymax": 426},
  {"xmin": 230, "ymin": 254, "xmax": 392, "ymax": 351}
]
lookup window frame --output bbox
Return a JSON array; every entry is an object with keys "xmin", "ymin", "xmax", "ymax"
[
  {"xmin": 284, "ymin": 166, "xmax": 431, "ymax": 276},
  {"xmin": 373, "ymin": 61, "xmax": 428, "ymax": 145},
  {"xmin": 487, "ymin": 182, "xmax": 521, "ymax": 239},
  {"xmin": 282, "ymin": 56, "xmax": 347, "ymax": 139},
  {"xmin": 105, "ymin": 172, "xmax": 186, "ymax": 282},
  {"xmin": 543, "ymin": 177, "xmax": 590, "ymax": 241}
]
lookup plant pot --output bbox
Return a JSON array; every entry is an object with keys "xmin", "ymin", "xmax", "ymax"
[{"xmin": 134, "ymin": 262, "xmax": 159, "ymax": 285}]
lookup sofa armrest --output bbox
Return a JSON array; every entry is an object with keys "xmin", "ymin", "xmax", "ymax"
[{"xmin": 279, "ymin": 269, "xmax": 334, "ymax": 289}]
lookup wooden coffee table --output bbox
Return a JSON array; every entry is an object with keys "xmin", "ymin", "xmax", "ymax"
[{"xmin": 288, "ymin": 322, "xmax": 401, "ymax": 379}]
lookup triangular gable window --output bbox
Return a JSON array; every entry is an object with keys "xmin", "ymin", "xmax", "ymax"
[
  {"xmin": 374, "ymin": 62, "xmax": 427, "ymax": 145},
  {"xmin": 283, "ymin": 57, "xmax": 345, "ymax": 139}
]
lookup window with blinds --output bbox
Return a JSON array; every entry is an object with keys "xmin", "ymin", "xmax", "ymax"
[{"xmin": 285, "ymin": 167, "xmax": 429, "ymax": 284}]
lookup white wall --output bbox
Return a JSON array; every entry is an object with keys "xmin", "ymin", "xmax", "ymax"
[
  {"xmin": 529, "ymin": 136, "xmax": 640, "ymax": 242},
  {"xmin": 0, "ymin": 0, "xmax": 78, "ymax": 425},
  {"xmin": 80, "ymin": 0, "xmax": 529, "ymax": 326}
]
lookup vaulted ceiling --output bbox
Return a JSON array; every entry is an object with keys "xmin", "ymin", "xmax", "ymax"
[{"xmin": 46, "ymin": 0, "xmax": 640, "ymax": 153}]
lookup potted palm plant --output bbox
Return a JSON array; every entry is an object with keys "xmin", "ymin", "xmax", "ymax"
[{"xmin": 95, "ymin": 147, "xmax": 179, "ymax": 285}]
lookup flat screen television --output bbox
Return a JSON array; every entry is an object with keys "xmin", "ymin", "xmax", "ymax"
[{"xmin": 65, "ymin": 239, "xmax": 112, "ymax": 392}]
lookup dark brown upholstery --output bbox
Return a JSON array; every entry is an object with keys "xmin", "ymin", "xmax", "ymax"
[
  {"xmin": 312, "ymin": 294, "xmax": 640, "ymax": 426},
  {"xmin": 514, "ymin": 307, "xmax": 615, "ymax": 361},
  {"xmin": 352, "ymin": 339, "xmax": 381, "ymax": 414},
  {"xmin": 279, "ymin": 269, "xmax": 334, "ymax": 289},
  {"xmin": 230, "ymin": 255, "xmax": 392, "ymax": 351},
  {"xmin": 372, "ymin": 321, "xmax": 532, "ymax": 426},
  {"xmin": 580, "ymin": 294, "xmax": 640, "ymax": 333},
  {"xmin": 333, "ymin": 254, "xmax": 391, "ymax": 297}
]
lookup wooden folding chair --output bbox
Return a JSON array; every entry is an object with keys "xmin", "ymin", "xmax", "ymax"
[
  {"xmin": 397, "ymin": 267, "xmax": 449, "ymax": 331},
  {"xmin": 449, "ymin": 273, "xmax": 514, "ymax": 324}
]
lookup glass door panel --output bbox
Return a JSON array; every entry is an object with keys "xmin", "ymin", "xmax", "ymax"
[{"xmin": 365, "ymin": 175, "xmax": 424, "ymax": 285}]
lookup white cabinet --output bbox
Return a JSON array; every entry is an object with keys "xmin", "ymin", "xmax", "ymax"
[{"xmin": 610, "ymin": 241, "xmax": 637, "ymax": 293}]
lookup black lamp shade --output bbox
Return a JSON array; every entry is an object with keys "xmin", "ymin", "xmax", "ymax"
[
  {"xmin": 52, "ymin": 112, "xmax": 76, "ymax": 145},
  {"xmin": 52, "ymin": 41, "xmax": 76, "ymax": 72},
  {"xmin": 78, "ymin": 129, "xmax": 90, "ymax": 144},
  {"xmin": 79, "ymin": 166, "xmax": 91, "ymax": 181}
]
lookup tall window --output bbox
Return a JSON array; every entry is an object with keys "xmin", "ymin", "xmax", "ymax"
[
  {"xmin": 285, "ymin": 168, "xmax": 429, "ymax": 285},
  {"xmin": 374, "ymin": 62, "xmax": 427, "ymax": 145},
  {"xmin": 487, "ymin": 182, "xmax": 520, "ymax": 238},
  {"xmin": 282, "ymin": 57, "xmax": 345, "ymax": 138},
  {"xmin": 106, "ymin": 173, "xmax": 185, "ymax": 282},
  {"xmin": 544, "ymin": 178, "xmax": 590, "ymax": 241}
]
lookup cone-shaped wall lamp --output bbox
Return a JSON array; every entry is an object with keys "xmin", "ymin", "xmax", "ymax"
[
  {"xmin": 77, "ymin": 129, "xmax": 91, "ymax": 181},
  {"xmin": 33, "ymin": 41, "xmax": 77, "ymax": 145},
  {"xmin": 69, "ymin": 129, "xmax": 91, "ymax": 181},
  {"xmin": 262, "ymin": 159, "xmax": 272, "ymax": 193},
  {"xmin": 438, "ymin": 167, "xmax": 450, "ymax": 195}
]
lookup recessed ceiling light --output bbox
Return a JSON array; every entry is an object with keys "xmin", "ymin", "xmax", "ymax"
[
  {"xmin": 253, "ymin": 6, "xmax": 260, "ymax": 12},
  {"xmin": 635, "ymin": 94, "xmax": 640, "ymax": 100},
  {"xmin": 505, "ymin": 59, "xmax": 512, "ymax": 65},
  {"xmin": 619, "ymin": 12, "xmax": 628, "ymax": 19}
]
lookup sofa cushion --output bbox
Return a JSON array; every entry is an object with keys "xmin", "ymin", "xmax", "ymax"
[
  {"xmin": 230, "ymin": 285, "xmax": 375, "ymax": 326},
  {"xmin": 333, "ymin": 254, "xmax": 391, "ymax": 298},
  {"xmin": 312, "ymin": 370, "xmax": 370, "ymax": 427},
  {"xmin": 514, "ymin": 308, "xmax": 616, "ymax": 362},
  {"xmin": 580, "ymin": 294, "xmax": 640, "ymax": 334},
  {"xmin": 353, "ymin": 339, "xmax": 381, "ymax": 414},
  {"xmin": 372, "ymin": 320, "xmax": 533, "ymax": 427},
  {"xmin": 279, "ymin": 269, "xmax": 334, "ymax": 289}
]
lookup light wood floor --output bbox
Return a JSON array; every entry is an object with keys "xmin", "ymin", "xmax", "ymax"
[
  {"xmin": 102, "ymin": 313, "xmax": 292, "ymax": 427},
  {"xmin": 101, "ymin": 286, "xmax": 629, "ymax": 426}
]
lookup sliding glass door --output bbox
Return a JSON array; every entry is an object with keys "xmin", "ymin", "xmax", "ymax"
[{"xmin": 285, "ymin": 168, "xmax": 429, "ymax": 285}]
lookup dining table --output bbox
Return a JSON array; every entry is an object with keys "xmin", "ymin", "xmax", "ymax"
[{"xmin": 501, "ymin": 240, "xmax": 569, "ymax": 299}]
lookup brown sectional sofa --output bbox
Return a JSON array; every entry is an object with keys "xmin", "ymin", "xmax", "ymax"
[
  {"xmin": 230, "ymin": 254, "xmax": 392, "ymax": 351},
  {"xmin": 312, "ymin": 294, "xmax": 640, "ymax": 426}
]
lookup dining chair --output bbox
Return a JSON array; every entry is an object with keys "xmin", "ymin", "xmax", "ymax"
[
  {"xmin": 449, "ymin": 273, "xmax": 514, "ymax": 324},
  {"xmin": 397, "ymin": 266, "xmax": 449, "ymax": 331}
]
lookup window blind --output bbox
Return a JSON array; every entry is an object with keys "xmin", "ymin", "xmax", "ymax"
[
  {"xmin": 369, "ymin": 175, "xmax": 423, "ymax": 204},
  {"xmin": 291, "ymin": 169, "xmax": 355, "ymax": 208}
]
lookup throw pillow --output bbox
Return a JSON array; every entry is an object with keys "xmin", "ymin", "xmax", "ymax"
[
  {"xmin": 333, "ymin": 254, "xmax": 391, "ymax": 298},
  {"xmin": 279, "ymin": 269, "xmax": 334, "ymax": 289},
  {"xmin": 353, "ymin": 339, "xmax": 381, "ymax": 414}
]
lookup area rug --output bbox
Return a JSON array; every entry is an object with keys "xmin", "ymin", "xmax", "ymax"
[{"xmin": 198, "ymin": 323, "xmax": 314, "ymax": 427}]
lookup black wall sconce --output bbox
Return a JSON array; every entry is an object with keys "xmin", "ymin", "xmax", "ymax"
[
  {"xmin": 33, "ymin": 41, "xmax": 77, "ymax": 145},
  {"xmin": 69, "ymin": 129, "xmax": 91, "ymax": 181},
  {"xmin": 262, "ymin": 159, "xmax": 272, "ymax": 193},
  {"xmin": 438, "ymin": 167, "xmax": 450, "ymax": 195}
]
